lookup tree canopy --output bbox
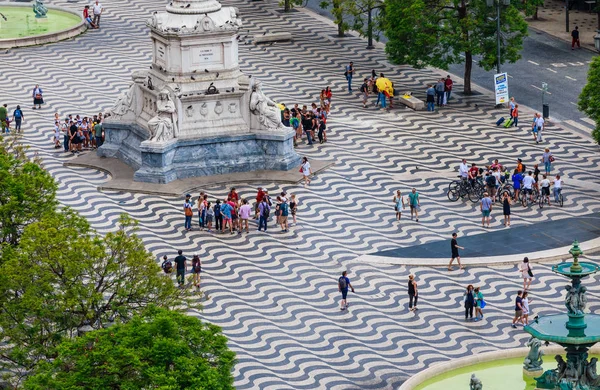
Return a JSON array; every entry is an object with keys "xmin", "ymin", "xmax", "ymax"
[
  {"xmin": 383, "ymin": 0, "xmax": 528, "ymax": 93},
  {"xmin": 578, "ymin": 56, "xmax": 600, "ymax": 144},
  {"xmin": 23, "ymin": 307, "xmax": 236, "ymax": 390}
]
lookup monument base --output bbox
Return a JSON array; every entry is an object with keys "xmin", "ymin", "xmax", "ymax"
[{"xmin": 99, "ymin": 123, "xmax": 302, "ymax": 184}]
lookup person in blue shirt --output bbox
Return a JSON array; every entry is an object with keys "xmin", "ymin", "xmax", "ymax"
[
  {"xmin": 426, "ymin": 85, "xmax": 436, "ymax": 112},
  {"xmin": 338, "ymin": 271, "xmax": 354, "ymax": 311},
  {"xmin": 257, "ymin": 198, "xmax": 270, "ymax": 232},
  {"xmin": 220, "ymin": 200, "xmax": 234, "ymax": 234},
  {"xmin": 512, "ymin": 170, "xmax": 523, "ymax": 201}
]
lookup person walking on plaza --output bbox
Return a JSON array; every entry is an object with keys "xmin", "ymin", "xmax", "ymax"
[
  {"xmin": 541, "ymin": 148, "xmax": 553, "ymax": 175},
  {"xmin": 480, "ymin": 192, "xmax": 492, "ymax": 228},
  {"xmin": 521, "ymin": 291, "xmax": 532, "ymax": 325},
  {"xmin": 474, "ymin": 287, "xmax": 485, "ymax": 321},
  {"xmin": 449, "ymin": 232, "xmax": 464, "ymax": 271},
  {"xmin": 338, "ymin": 271, "xmax": 354, "ymax": 311},
  {"xmin": 0, "ymin": 104, "xmax": 7, "ymax": 133},
  {"xmin": 519, "ymin": 257, "xmax": 533, "ymax": 291},
  {"xmin": 12, "ymin": 105, "xmax": 24, "ymax": 133},
  {"xmin": 502, "ymin": 191, "xmax": 511, "ymax": 227},
  {"xmin": 183, "ymin": 194, "xmax": 193, "ymax": 231},
  {"xmin": 360, "ymin": 78, "xmax": 369, "ymax": 108},
  {"xmin": 32, "ymin": 85, "xmax": 43, "ymax": 110},
  {"xmin": 435, "ymin": 78, "xmax": 445, "ymax": 107},
  {"xmin": 393, "ymin": 190, "xmax": 405, "ymax": 221},
  {"xmin": 258, "ymin": 197, "xmax": 270, "ymax": 232},
  {"xmin": 512, "ymin": 104, "xmax": 519, "ymax": 128},
  {"xmin": 92, "ymin": 0, "xmax": 104, "ymax": 28},
  {"xmin": 426, "ymin": 84, "xmax": 435, "ymax": 112},
  {"xmin": 191, "ymin": 254, "xmax": 201, "ymax": 290},
  {"xmin": 300, "ymin": 156, "xmax": 312, "ymax": 186},
  {"xmin": 344, "ymin": 61, "xmax": 354, "ymax": 93},
  {"xmin": 290, "ymin": 194, "xmax": 298, "ymax": 226},
  {"xmin": 509, "ymin": 97, "xmax": 516, "ymax": 119},
  {"xmin": 512, "ymin": 290, "xmax": 524, "ymax": 328},
  {"xmin": 532, "ymin": 113, "xmax": 544, "ymax": 144},
  {"xmin": 444, "ymin": 75, "xmax": 453, "ymax": 102},
  {"xmin": 174, "ymin": 250, "xmax": 187, "ymax": 287},
  {"xmin": 571, "ymin": 26, "xmax": 581, "ymax": 50},
  {"xmin": 553, "ymin": 174, "xmax": 563, "ymax": 204},
  {"xmin": 408, "ymin": 188, "xmax": 420, "ymax": 222},
  {"xmin": 408, "ymin": 274, "xmax": 418, "ymax": 312},
  {"xmin": 464, "ymin": 284, "xmax": 475, "ymax": 321}
]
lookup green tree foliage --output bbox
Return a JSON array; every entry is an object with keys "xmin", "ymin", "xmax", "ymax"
[
  {"xmin": 342, "ymin": 0, "xmax": 385, "ymax": 48},
  {"xmin": 280, "ymin": 0, "xmax": 303, "ymax": 12},
  {"xmin": 23, "ymin": 307, "xmax": 236, "ymax": 390},
  {"xmin": 0, "ymin": 140, "xmax": 57, "ymax": 246},
  {"xmin": 383, "ymin": 0, "xmax": 528, "ymax": 94},
  {"xmin": 578, "ymin": 56, "xmax": 600, "ymax": 144},
  {"xmin": 0, "ymin": 211, "xmax": 198, "ymax": 385}
]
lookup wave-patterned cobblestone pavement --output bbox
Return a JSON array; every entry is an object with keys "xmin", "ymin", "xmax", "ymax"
[{"xmin": 2, "ymin": 0, "xmax": 600, "ymax": 388}]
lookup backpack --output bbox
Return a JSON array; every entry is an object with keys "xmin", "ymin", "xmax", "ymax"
[
  {"xmin": 162, "ymin": 260, "xmax": 173, "ymax": 274},
  {"xmin": 281, "ymin": 202, "xmax": 289, "ymax": 216},
  {"xmin": 486, "ymin": 175, "xmax": 496, "ymax": 186},
  {"xmin": 360, "ymin": 83, "xmax": 367, "ymax": 93},
  {"xmin": 184, "ymin": 206, "xmax": 193, "ymax": 217},
  {"xmin": 214, "ymin": 204, "xmax": 221, "ymax": 217},
  {"xmin": 265, "ymin": 196, "xmax": 272, "ymax": 206},
  {"xmin": 14, "ymin": 110, "xmax": 22, "ymax": 119},
  {"xmin": 261, "ymin": 203, "xmax": 270, "ymax": 218},
  {"xmin": 338, "ymin": 276, "xmax": 347, "ymax": 290}
]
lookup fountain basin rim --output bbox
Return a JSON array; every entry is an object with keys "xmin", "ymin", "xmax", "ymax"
[
  {"xmin": 399, "ymin": 344, "xmax": 600, "ymax": 390},
  {"xmin": 0, "ymin": 2, "xmax": 86, "ymax": 49},
  {"xmin": 524, "ymin": 313, "xmax": 600, "ymax": 344},
  {"xmin": 552, "ymin": 261, "xmax": 599, "ymax": 277}
]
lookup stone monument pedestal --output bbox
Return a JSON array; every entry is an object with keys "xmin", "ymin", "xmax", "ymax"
[{"xmin": 99, "ymin": 0, "xmax": 301, "ymax": 183}]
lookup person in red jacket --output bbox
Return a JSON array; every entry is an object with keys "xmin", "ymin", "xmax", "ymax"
[
  {"xmin": 255, "ymin": 187, "xmax": 265, "ymax": 219},
  {"xmin": 444, "ymin": 75, "xmax": 453, "ymax": 102},
  {"xmin": 83, "ymin": 6, "xmax": 97, "ymax": 28}
]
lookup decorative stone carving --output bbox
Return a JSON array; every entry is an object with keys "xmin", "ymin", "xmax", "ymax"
[
  {"xmin": 185, "ymin": 105, "xmax": 194, "ymax": 118},
  {"xmin": 469, "ymin": 374, "xmax": 482, "ymax": 390},
  {"xmin": 250, "ymin": 81, "xmax": 286, "ymax": 131},
  {"xmin": 228, "ymin": 103, "xmax": 237, "ymax": 113},
  {"xmin": 565, "ymin": 285, "xmax": 587, "ymax": 315},
  {"xmin": 523, "ymin": 337, "xmax": 544, "ymax": 371},
  {"xmin": 214, "ymin": 101, "xmax": 223, "ymax": 115},
  {"xmin": 200, "ymin": 16, "xmax": 216, "ymax": 31},
  {"xmin": 147, "ymin": 89, "xmax": 178, "ymax": 142},
  {"xmin": 200, "ymin": 103, "xmax": 208, "ymax": 117}
]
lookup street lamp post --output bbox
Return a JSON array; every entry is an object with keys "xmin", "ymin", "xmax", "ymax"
[{"xmin": 487, "ymin": 0, "xmax": 510, "ymax": 75}]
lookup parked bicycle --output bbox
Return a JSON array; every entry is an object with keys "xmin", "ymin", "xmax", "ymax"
[
  {"xmin": 447, "ymin": 177, "xmax": 485, "ymax": 203},
  {"xmin": 520, "ymin": 187, "xmax": 540, "ymax": 207}
]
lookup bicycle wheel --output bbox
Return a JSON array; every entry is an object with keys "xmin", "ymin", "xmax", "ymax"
[
  {"xmin": 521, "ymin": 192, "xmax": 527, "ymax": 207},
  {"xmin": 559, "ymin": 194, "xmax": 564, "ymax": 207},
  {"xmin": 503, "ymin": 184, "xmax": 514, "ymax": 198},
  {"xmin": 468, "ymin": 186, "xmax": 483, "ymax": 203},
  {"xmin": 447, "ymin": 186, "xmax": 460, "ymax": 202},
  {"xmin": 539, "ymin": 195, "xmax": 544, "ymax": 209}
]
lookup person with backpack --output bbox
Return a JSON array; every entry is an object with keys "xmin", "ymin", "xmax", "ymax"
[
  {"xmin": 258, "ymin": 197, "xmax": 270, "ymax": 232},
  {"xmin": 213, "ymin": 200, "xmax": 223, "ymax": 233},
  {"xmin": 485, "ymin": 171, "xmax": 497, "ymax": 201},
  {"xmin": 183, "ymin": 194, "xmax": 193, "ymax": 231},
  {"xmin": 519, "ymin": 257, "xmax": 534, "ymax": 291},
  {"xmin": 360, "ymin": 78, "xmax": 369, "ymax": 108},
  {"xmin": 464, "ymin": 284, "xmax": 475, "ymax": 321},
  {"xmin": 279, "ymin": 199, "xmax": 289, "ymax": 232},
  {"xmin": 161, "ymin": 255, "xmax": 173, "ymax": 274},
  {"xmin": 191, "ymin": 254, "xmax": 201, "ymax": 290},
  {"xmin": 408, "ymin": 274, "xmax": 418, "ymax": 312},
  {"xmin": 12, "ymin": 105, "xmax": 24, "ymax": 133},
  {"xmin": 338, "ymin": 271, "xmax": 354, "ymax": 311},
  {"xmin": 174, "ymin": 250, "xmax": 187, "ymax": 287}
]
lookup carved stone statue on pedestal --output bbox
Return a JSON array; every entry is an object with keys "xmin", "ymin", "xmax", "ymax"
[
  {"xmin": 250, "ymin": 81, "xmax": 287, "ymax": 131},
  {"xmin": 148, "ymin": 90, "xmax": 177, "ymax": 142}
]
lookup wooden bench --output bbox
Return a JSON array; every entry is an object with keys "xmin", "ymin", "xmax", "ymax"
[
  {"xmin": 397, "ymin": 94, "xmax": 425, "ymax": 111},
  {"xmin": 253, "ymin": 32, "xmax": 293, "ymax": 44}
]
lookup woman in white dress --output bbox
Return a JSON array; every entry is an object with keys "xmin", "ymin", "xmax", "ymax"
[
  {"xmin": 519, "ymin": 257, "xmax": 533, "ymax": 291},
  {"xmin": 300, "ymin": 156, "xmax": 312, "ymax": 186}
]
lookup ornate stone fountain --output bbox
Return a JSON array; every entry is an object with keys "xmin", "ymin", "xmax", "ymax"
[
  {"xmin": 99, "ymin": 0, "xmax": 300, "ymax": 183},
  {"xmin": 525, "ymin": 241, "xmax": 600, "ymax": 389}
]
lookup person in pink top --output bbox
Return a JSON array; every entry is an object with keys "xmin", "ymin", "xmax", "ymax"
[{"xmin": 238, "ymin": 199, "xmax": 252, "ymax": 234}]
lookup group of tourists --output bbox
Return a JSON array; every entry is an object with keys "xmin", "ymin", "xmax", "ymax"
[
  {"xmin": 161, "ymin": 250, "xmax": 202, "ymax": 291},
  {"xmin": 182, "ymin": 186, "xmax": 299, "ymax": 234},
  {"xmin": 283, "ymin": 90, "xmax": 332, "ymax": 146},
  {"xmin": 53, "ymin": 112, "xmax": 104, "ymax": 153},
  {"xmin": 425, "ymin": 76, "xmax": 454, "ymax": 111}
]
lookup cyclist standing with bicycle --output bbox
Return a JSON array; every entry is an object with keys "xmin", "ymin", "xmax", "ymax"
[
  {"xmin": 553, "ymin": 175, "xmax": 563, "ymax": 204},
  {"xmin": 468, "ymin": 163, "xmax": 479, "ymax": 187},
  {"xmin": 540, "ymin": 174, "xmax": 551, "ymax": 206},
  {"xmin": 522, "ymin": 171, "xmax": 536, "ymax": 204},
  {"xmin": 512, "ymin": 169, "xmax": 523, "ymax": 201},
  {"xmin": 459, "ymin": 159, "xmax": 469, "ymax": 180}
]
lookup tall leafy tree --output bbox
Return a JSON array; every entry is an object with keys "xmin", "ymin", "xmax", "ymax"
[
  {"xmin": 0, "ymin": 140, "xmax": 57, "ymax": 247},
  {"xmin": 320, "ymin": 0, "xmax": 348, "ymax": 37},
  {"xmin": 0, "ymin": 211, "xmax": 198, "ymax": 386},
  {"xmin": 383, "ymin": 0, "xmax": 528, "ymax": 94},
  {"xmin": 343, "ymin": 0, "xmax": 385, "ymax": 48},
  {"xmin": 578, "ymin": 56, "xmax": 600, "ymax": 144},
  {"xmin": 23, "ymin": 307, "xmax": 236, "ymax": 390}
]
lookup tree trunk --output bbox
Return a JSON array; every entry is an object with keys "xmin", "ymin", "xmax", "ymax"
[
  {"xmin": 533, "ymin": 6, "xmax": 539, "ymax": 20},
  {"xmin": 367, "ymin": 7, "xmax": 374, "ymax": 48},
  {"xmin": 333, "ymin": 0, "xmax": 345, "ymax": 37},
  {"xmin": 338, "ymin": 23, "xmax": 345, "ymax": 37},
  {"xmin": 284, "ymin": 0, "xmax": 290, "ymax": 12},
  {"xmin": 464, "ymin": 52, "xmax": 473, "ymax": 95}
]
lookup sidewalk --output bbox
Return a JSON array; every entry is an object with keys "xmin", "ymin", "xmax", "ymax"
[{"xmin": 528, "ymin": 0, "xmax": 599, "ymax": 51}]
